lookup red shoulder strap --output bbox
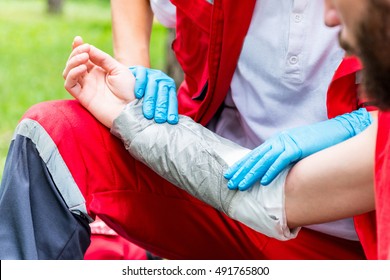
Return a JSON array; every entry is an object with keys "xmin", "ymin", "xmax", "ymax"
[
  {"xmin": 196, "ymin": 0, "xmax": 256, "ymax": 125},
  {"xmin": 171, "ymin": 0, "xmax": 212, "ymax": 33},
  {"xmin": 374, "ymin": 112, "xmax": 390, "ymax": 259},
  {"xmin": 326, "ymin": 56, "xmax": 363, "ymax": 118}
]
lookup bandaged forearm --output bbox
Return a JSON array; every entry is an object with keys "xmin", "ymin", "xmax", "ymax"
[{"xmin": 111, "ymin": 100, "xmax": 300, "ymax": 240}]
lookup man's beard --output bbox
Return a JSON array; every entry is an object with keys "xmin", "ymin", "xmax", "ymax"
[
  {"xmin": 351, "ymin": 0, "xmax": 390, "ymax": 110},
  {"xmin": 338, "ymin": 32, "xmax": 358, "ymax": 57}
]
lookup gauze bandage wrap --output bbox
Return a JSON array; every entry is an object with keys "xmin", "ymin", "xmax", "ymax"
[{"xmin": 111, "ymin": 100, "xmax": 300, "ymax": 240}]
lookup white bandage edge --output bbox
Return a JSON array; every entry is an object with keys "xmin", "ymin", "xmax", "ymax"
[{"xmin": 227, "ymin": 167, "xmax": 300, "ymax": 241}]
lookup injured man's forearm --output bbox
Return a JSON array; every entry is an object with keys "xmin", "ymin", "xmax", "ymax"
[{"xmin": 111, "ymin": 100, "xmax": 300, "ymax": 240}]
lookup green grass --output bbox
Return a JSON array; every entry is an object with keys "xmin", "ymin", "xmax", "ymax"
[{"xmin": 0, "ymin": 0, "xmax": 168, "ymax": 179}]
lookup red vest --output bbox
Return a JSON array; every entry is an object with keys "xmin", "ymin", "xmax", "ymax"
[{"xmin": 171, "ymin": 0, "xmax": 377, "ymax": 259}]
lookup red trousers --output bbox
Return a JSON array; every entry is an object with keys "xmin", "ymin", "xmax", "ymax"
[
  {"xmin": 84, "ymin": 218, "xmax": 148, "ymax": 260},
  {"xmin": 22, "ymin": 100, "xmax": 366, "ymax": 260},
  {"xmin": 85, "ymin": 234, "xmax": 148, "ymax": 260}
]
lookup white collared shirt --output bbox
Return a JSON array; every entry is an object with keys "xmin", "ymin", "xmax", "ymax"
[
  {"xmin": 150, "ymin": 0, "xmax": 176, "ymax": 28},
  {"xmin": 211, "ymin": 0, "xmax": 345, "ymax": 148}
]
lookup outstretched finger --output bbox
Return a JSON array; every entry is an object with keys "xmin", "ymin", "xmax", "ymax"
[
  {"xmin": 72, "ymin": 36, "xmax": 84, "ymax": 50},
  {"xmin": 260, "ymin": 154, "xmax": 292, "ymax": 186},
  {"xmin": 72, "ymin": 36, "xmax": 94, "ymax": 72},
  {"xmin": 224, "ymin": 152, "xmax": 252, "ymax": 180},
  {"xmin": 154, "ymin": 82, "xmax": 169, "ymax": 123},
  {"xmin": 237, "ymin": 151, "xmax": 279, "ymax": 191},
  {"xmin": 62, "ymin": 52, "xmax": 89, "ymax": 80},
  {"xmin": 226, "ymin": 146, "xmax": 270, "ymax": 190},
  {"xmin": 134, "ymin": 67, "xmax": 147, "ymax": 98},
  {"xmin": 66, "ymin": 41, "xmax": 90, "ymax": 62},
  {"xmin": 64, "ymin": 64, "xmax": 88, "ymax": 98},
  {"xmin": 167, "ymin": 86, "xmax": 178, "ymax": 124},
  {"xmin": 224, "ymin": 144, "xmax": 270, "ymax": 180},
  {"xmin": 63, "ymin": 44, "xmax": 91, "ymax": 79},
  {"xmin": 87, "ymin": 45, "xmax": 119, "ymax": 74},
  {"xmin": 142, "ymin": 79, "xmax": 157, "ymax": 119}
]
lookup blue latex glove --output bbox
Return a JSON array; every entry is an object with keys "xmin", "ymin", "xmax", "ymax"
[
  {"xmin": 130, "ymin": 66, "xmax": 178, "ymax": 124},
  {"xmin": 224, "ymin": 108, "xmax": 373, "ymax": 191}
]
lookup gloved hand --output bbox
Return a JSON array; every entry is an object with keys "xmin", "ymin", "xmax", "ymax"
[
  {"xmin": 224, "ymin": 108, "xmax": 373, "ymax": 191},
  {"xmin": 130, "ymin": 66, "xmax": 178, "ymax": 124}
]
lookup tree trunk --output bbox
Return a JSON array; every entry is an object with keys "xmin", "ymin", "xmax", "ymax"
[
  {"xmin": 47, "ymin": 0, "xmax": 64, "ymax": 14},
  {"xmin": 165, "ymin": 29, "xmax": 184, "ymax": 89}
]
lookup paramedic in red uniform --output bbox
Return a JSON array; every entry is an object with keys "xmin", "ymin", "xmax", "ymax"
[
  {"xmin": 109, "ymin": 0, "xmax": 376, "ymax": 258},
  {"xmin": 0, "ymin": 0, "xmax": 384, "ymax": 259}
]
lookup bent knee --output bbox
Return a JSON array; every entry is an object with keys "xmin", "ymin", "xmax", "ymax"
[
  {"xmin": 22, "ymin": 100, "xmax": 91, "ymax": 123},
  {"xmin": 19, "ymin": 99, "xmax": 108, "ymax": 141}
]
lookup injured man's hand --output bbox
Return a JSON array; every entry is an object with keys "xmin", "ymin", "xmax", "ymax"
[{"xmin": 111, "ymin": 99, "xmax": 300, "ymax": 241}]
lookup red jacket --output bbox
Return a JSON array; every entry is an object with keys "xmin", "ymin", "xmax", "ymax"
[{"xmin": 171, "ymin": 0, "xmax": 377, "ymax": 258}]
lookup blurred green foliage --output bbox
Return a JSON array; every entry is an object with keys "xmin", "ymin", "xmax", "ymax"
[{"xmin": 0, "ymin": 0, "xmax": 168, "ymax": 179}]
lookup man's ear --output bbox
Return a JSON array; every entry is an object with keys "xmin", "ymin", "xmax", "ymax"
[{"xmin": 323, "ymin": 0, "xmax": 341, "ymax": 27}]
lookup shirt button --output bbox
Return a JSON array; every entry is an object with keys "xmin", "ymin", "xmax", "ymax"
[
  {"xmin": 289, "ymin": 56, "xmax": 299, "ymax": 65},
  {"xmin": 294, "ymin": 14, "xmax": 303, "ymax": 23}
]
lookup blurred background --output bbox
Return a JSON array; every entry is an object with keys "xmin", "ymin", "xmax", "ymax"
[{"xmin": 0, "ymin": 0, "xmax": 171, "ymax": 179}]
